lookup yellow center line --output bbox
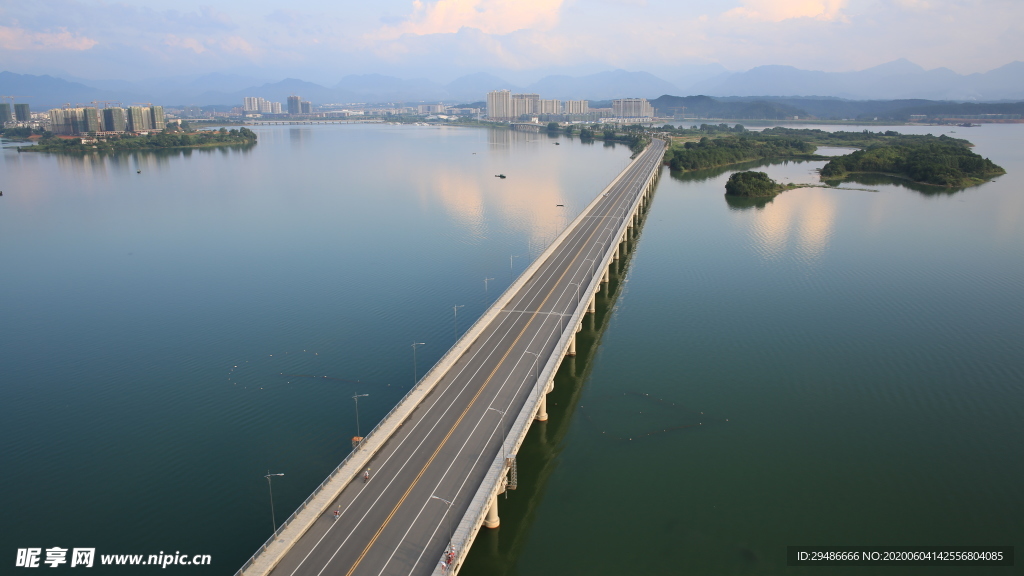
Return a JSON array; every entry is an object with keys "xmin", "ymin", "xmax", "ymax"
[{"xmin": 341, "ymin": 151, "xmax": 649, "ymax": 576}]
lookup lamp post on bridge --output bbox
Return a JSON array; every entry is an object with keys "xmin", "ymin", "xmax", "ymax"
[
  {"xmin": 510, "ymin": 254, "xmax": 521, "ymax": 282},
  {"xmin": 430, "ymin": 494, "xmax": 454, "ymax": 557},
  {"xmin": 264, "ymin": 471, "xmax": 284, "ymax": 533},
  {"xmin": 412, "ymin": 342, "xmax": 426, "ymax": 385},
  {"xmin": 352, "ymin": 393, "xmax": 369, "ymax": 438},
  {"xmin": 453, "ymin": 305, "xmax": 464, "ymax": 342},
  {"xmin": 487, "ymin": 406, "xmax": 507, "ymax": 461}
]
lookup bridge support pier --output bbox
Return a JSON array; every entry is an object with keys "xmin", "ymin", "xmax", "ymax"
[
  {"xmin": 602, "ymin": 267, "xmax": 609, "ymax": 283},
  {"xmin": 536, "ymin": 393, "xmax": 548, "ymax": 421},
  {"xmin": 484, "ymin": 494, "xmax": 500, "ymax": 529},
  {"xmin": 588, "ymin": 294, "xmax": 596, "ymax": 313},
  {"xmin": 568, "ymin": 333, "xmax": 576, "ymax": 356}
]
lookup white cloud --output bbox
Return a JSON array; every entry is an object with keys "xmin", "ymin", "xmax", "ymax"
[
  {"xmin": 725, "ymin": 0, "xmax": 849, "ymax": 22},
  {"xmin": 0, "ymin": 25, "xmax": 97, "ymax": 51},
  {"xmin": 373, "ymin": 0, "xmax": 565, "ymax": 39}
]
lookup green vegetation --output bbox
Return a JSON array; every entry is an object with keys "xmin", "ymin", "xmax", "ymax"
[
  {"xmin": 0, "ymin": 126, "xmax": 46, "ymax": 140},
  {"xmin": 22, "ymin": 127, "xmax": 257, "ymax": 153},
  {"xmin": 724, "ymin": 171, "xmax": 789, "ymax": 197},
  {"xmin": 820, "ymin": 137, "xmax": 1005, "ymax": 187},
  {"xmin": 757, "ymin": 127, "xmax": 974, "ymax": 148},
  {"xmin": 665, "ymin": 134, "xmax": 817, "ymax": 172}
]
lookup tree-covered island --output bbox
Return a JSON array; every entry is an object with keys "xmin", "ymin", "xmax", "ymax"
[
  {"xmin": 819, "ymin": 135, "xmax": 1005, "ymax": 187},
  {"xmin": 724, "ymin": 171, "xmax": 792, "ymax": 197},
  {"xmin": 15, "ymin": 126, "xmax": 257, "ymax": 153},
  {"xmin": 658, "ymin": 126, "xmax": 1004, "ymax": 188}
]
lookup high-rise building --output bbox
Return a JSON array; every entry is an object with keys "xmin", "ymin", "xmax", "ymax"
[
  {"xmin": 418, "ymin": 104, "xmax": 446, "ymax": 114},
  {"xmin": 563, "ymin": 100, "xmax": 589, "ymax": 115},
  {"xmin": 81, "ymin": 107, "xmax": 101, "ymax": 133},
  {"xmin": 299, "ymin": 101, "xmax": 312, "ymax": 114},
  {"xmin": 270, "ymin": 102, "xmax": 282, "ymax": 114},
  {"xmin": 14, "ymin": 103, "xmax": 30, "ymax": 122},
  {"xmin": 48, "ymin": 108, "xmax": 94, "ymax": 135},
  {"xmin": 538, "ymin": 99, "xmax": 561, "ymax": 115},
  {"xmin": 511, "ymin": 93, "xmax": 540, "ymax": 117},
  {"xmin": 103, "ymin": 108, "xmax": 127, "ymax": 132},
  {"xmin": 0, "ymin": 103, "xmax": 11, "ymax": 124},
  {"xmin": 486, "ymin": 90, "xmax": 512, "ymax": 121},
  {"xmin": 150, "ymin": 106, "xmax": 166, "ymax": 130},
  {"xmin": 287, "ymin": 96, "xmax": 301, "ymax": 115},
  {"xmin": 244, "ymin": 96, "xmax": 263, "ymax": 112},
  {"xmin": 612, "ymin": 98, "xmax": 654, "ymax": 119},
  {"xmin": 127, "ymin": 106, "xmax": 152, "ymax": 131}
]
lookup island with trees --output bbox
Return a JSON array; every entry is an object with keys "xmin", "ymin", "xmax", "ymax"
[
  {"xmin": 14, "ymin": 126, "xmax": 258, "ymax": 154},
  {"xmin": 657, "ymin": 126, "xmax": 1004, "ymax": 188},
  {"xmin": 724, "ymin": 171, "xmax": 792, "ymax": 198},
  {"xmin": 819, "ymin": 135, "xmax": 1004, "ymax": 187}
]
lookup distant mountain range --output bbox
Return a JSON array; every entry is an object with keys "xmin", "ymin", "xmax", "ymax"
[{"xmin": 2, "ymin": 60, "xmax": 1022, "ymax": 110}]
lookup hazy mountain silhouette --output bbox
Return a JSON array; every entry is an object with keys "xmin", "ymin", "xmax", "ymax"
[{"xmin": 3, "ymin": 60, "xmax": 1022, "ymax": 110}]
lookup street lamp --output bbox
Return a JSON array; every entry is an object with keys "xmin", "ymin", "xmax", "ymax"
[
  {"xmin": 569, "ymin": 282, "xmax": 581, "ymax": 305},
  {"xmin": 510, "ymin": 254, "xmax": 521, "ymax": 282},
  {"xmin": 487, "ymin": 406, "xmax": 507, "ymax": 461},
  {"xmin": 352, "ymin": 393, "xmax": 369, "ymax": 437},
  {"xmin": 412, "ymin": 342, "xmax": 426, "ymax": 384},
  {"xmin": 264, "ymin": 471, "xmax": 284, "ymax": 533},
  {"xmin": 524, "ymin": 351, "xmax": 540, "ymax": 384},
  {"xmin": 483, "ymin": 277, "xmax": 494, "ymax": 293},
  {"xmin": 453, "ymin": 305, "xmax": 464, "ymax": 341},
  {"xmin": 430, "ymin": 494, "xmax": 454, "ymax": 552}
]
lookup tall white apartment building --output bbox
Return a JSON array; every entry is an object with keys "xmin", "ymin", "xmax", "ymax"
[
  {"xmin": 511, "ymin": 93, "xmax": 540, "ymax": 117},
  {"xmin": 487, "ymin": 90, "xmax": 512, "ymax": 121},
  {"xmin": 538, "ymin": 99, "xmax": 561, "ymax": 114},
  {"xmin": 563, "ymin": 100, "xmax": 589, "ymax": 115},
  {"xmin": 244, "ymin": 97, "xmax": 283, "ymax": 114},
  {"xmin": 612, "ymin": 98, "xmax": 654, "ymax": 119}
]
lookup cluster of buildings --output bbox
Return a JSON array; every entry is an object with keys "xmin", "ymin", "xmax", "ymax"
[
  {"xmin": 0, "ymin": 102, "xmax": 32, "ymax": 125},
  {"xmin": 47, "ymin": 105, "xmax": 166, "ymax": 135},
  {"xmin": 485, "ymin": 90, "xmax": 654, "ymax": 122},
  {"xmin": 243, "ymin": 95, "xmax": 313, "ymax": 116}
]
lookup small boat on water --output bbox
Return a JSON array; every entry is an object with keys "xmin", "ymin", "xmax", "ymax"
[{"xmin": 495, "ymin": 174, "xmax": 506, "ymax": 179}]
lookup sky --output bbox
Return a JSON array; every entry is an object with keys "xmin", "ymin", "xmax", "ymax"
[{"xmin": 1, "ymin": 0, "xmax": 1021, "ymax": 83}]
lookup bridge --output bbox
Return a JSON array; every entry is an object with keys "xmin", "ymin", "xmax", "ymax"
[{"xmin": 237, "ymin": 138, "xmax": 666, "ymax": 576}]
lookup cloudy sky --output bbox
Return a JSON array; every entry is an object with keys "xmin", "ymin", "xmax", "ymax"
[{"xmin": 1, "ymin": 0, "xmax": 1021, "ymax": 83}]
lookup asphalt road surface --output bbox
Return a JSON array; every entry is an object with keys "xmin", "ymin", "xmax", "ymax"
[{"xmin": 269, "ymin": 138, "xmax": 665, "ymax": 576}]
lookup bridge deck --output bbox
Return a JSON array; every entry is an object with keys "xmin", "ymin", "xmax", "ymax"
[{"xmin": 243, "ymin": 139, "xmax": 665, "ymax": 576}]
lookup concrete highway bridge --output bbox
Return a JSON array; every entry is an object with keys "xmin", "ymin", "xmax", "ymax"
[{"xmin": 236, "ymin": 138, "xmax": 666, "ymax": 576}]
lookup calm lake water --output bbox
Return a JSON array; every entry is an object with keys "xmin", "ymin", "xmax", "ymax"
[{"xmin": 2, "ymin": 123, "xmax": 1021, "ymax": 574}]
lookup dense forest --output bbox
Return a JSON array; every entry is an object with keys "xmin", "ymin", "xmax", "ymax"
[
  {"xmin": 649, "ymin": 94, "xmax": 1024, "ymax": 122},
  {"xmin": 819, "ymin": 137, "xmax": 1005, "ymax": 187},
  {"xmin": 650, "ymin": 95, "xmax": 807, "ymax": 120},
  {"xmin": 757, "ymin": 127, "xmax": 974, "ymax": 148},
  {"xmin": 724, "ymin": 171, "xmax": 788, "ymax": 197},
  {"xmin": 22, "ymin": 127, "xmax": 257, "ymax": 153},
  {"xmin": 665, "ymin": 134, "xmax": 817, "ymax": 172}
]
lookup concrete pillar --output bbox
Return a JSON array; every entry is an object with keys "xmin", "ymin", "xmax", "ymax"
[
  {"xmin": 602, "ymin": 267, "xmax": 609, "ymax": 283},
  {"xmin": 536, "ymin": 393, "xmax": 548, "ymax": 421},
  {"xmin": 567, "ymin": 333, "xmax": 576, "ymax": 356},
  {"xmin": 483, "ymin": 494, "xmax": 500, "ymax": 529},
  {"xmin": 588, "ymin": 295, "xmax": 596, "ymax": 313},
  {"xmin": 614, "ymin": 243, "xmax": 620, "ymax": 260},
  {"xmin": 576, "ymin": 320, "xmax": 582, "ymax": 333}
]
